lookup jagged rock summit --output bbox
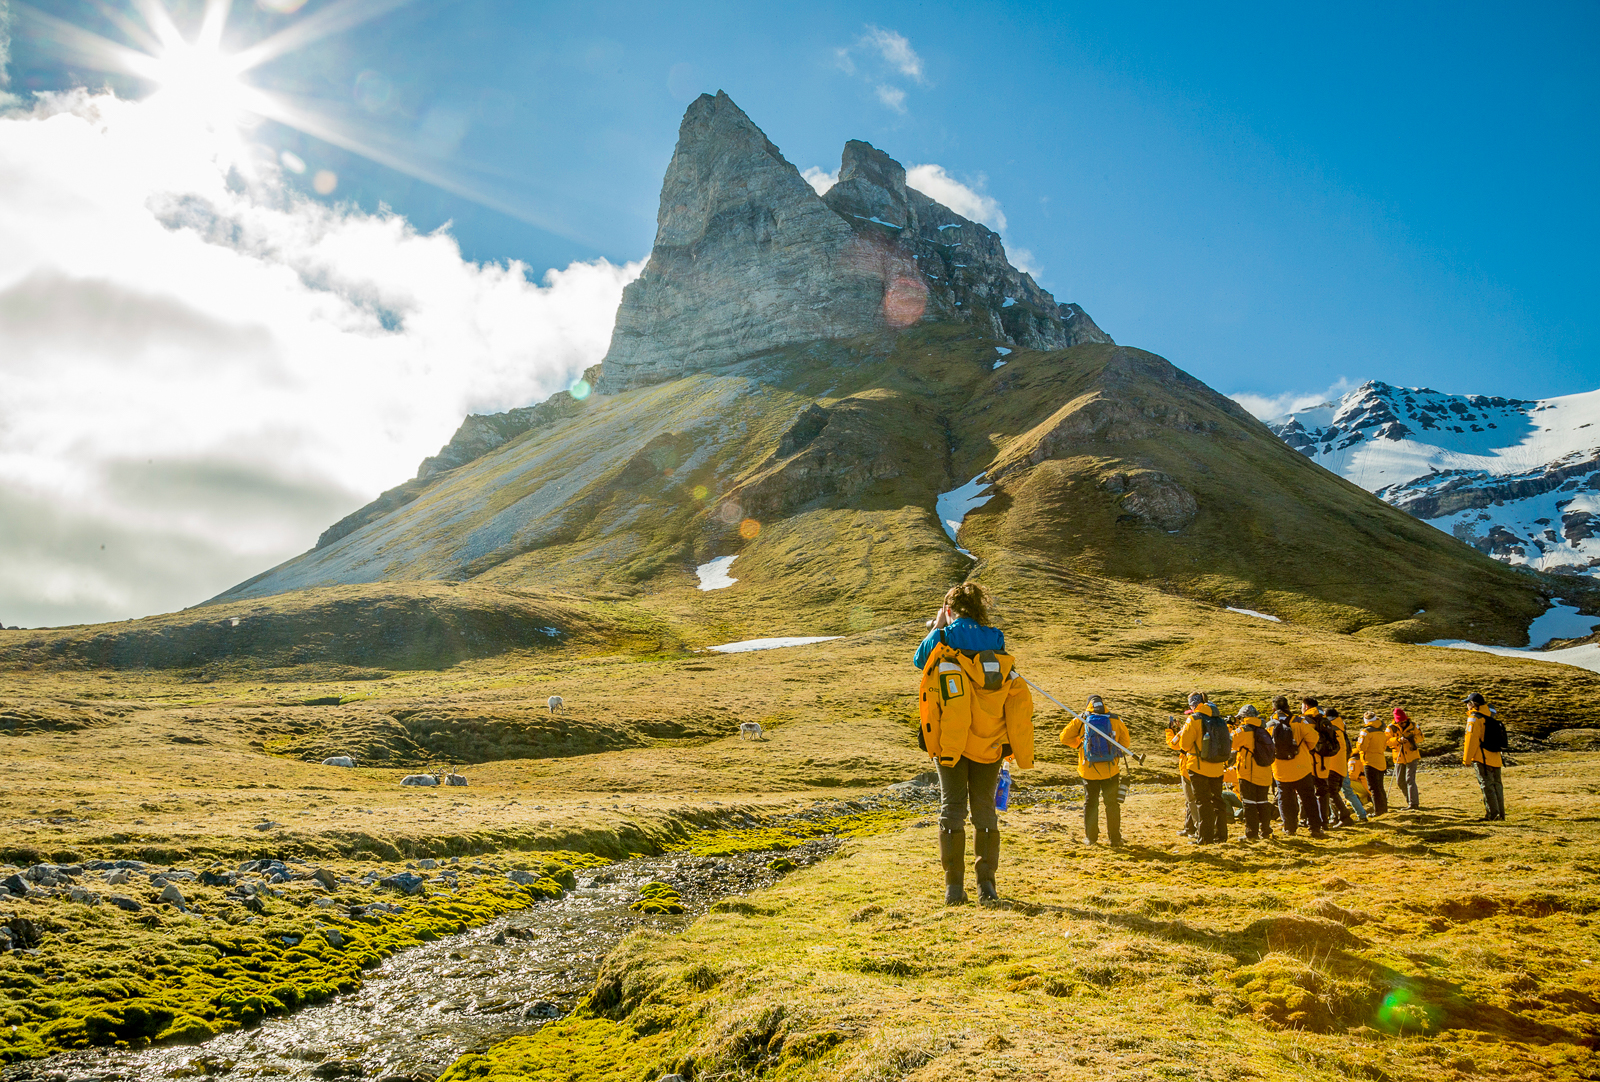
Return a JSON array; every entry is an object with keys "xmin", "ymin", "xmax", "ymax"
[{"xmin": 598, "ymin": 92, "xmax": 1107, "ymax": 391}]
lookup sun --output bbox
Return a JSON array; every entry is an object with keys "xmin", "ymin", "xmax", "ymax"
[{"xmin": 144, "ymin": 39, "xmax": 256, "ymax": 130}]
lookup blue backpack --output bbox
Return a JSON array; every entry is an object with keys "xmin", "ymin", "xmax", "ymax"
[{"xmin": 1083, "ymin": 713, "xmax": 1117, "ymax": 764}]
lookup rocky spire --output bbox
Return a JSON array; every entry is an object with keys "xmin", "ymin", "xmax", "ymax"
[{"xmin": 598, "ymin": 93, "xmax": 1109, "ymax": 391}]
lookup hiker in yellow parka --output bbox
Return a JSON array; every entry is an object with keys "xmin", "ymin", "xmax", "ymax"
[
  {"xmin": 1060, "ymin": 695, "xmax": 1131, "ymax": 847},
  {"xmin": 1388, "ymin": 708, "xmax": 1423, "ymax": 810},
  {"xmin": 1177, "ymin": 693, "xmax": 1231, "ymax": 844},
  {"xmin": 1230, "ymin": 705, "xmax": 1276, "ymax": 841},
  {"xmin": 1463, "ymin": 692, "xmax": 1505, "ymax": 821},
  {"xmin": 1165, "ymin": 717, "xmax": 1196, "ymax": 839},
  {"xmin": 915, "ymin": 583, "xmax": 1035, "ymax": 904},
  {"xmin": 1357, "ymin": 712, "xmax": 1390, "ymax": 815},
  {"xmin": 1267, "ymin": 696, "xmax": 1325, "ymax": 838},
  {"xmin": 1343, "ymin": 745, "xmax": 1371, "ymax": 822}
]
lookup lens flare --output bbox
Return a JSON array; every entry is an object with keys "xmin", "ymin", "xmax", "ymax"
[
  {"xmin": 716, "ymin": 501, "xmax": 743, "ymax": 525},
  {"xmin": 692, "ymin": 485, "xmax": 709, "ymax": 501},
  {"xmin": 739, "ymin": 518, "xmax": 761, "ymax": 539},
  {"xmin": 569, "ymin": 379, "xmax": 592, "ymax": 400},
  {"xmin": 313, "ymin": 170, "xmax": 338, "ymax": 194}
]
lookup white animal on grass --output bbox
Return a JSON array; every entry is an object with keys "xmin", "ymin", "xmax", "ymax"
[
  {"xmin": 739, "ymin": 721, "xmax": 765, "ymax": 741},
  {"xmin": 443, "ymin": 773, "xmax": 468, "ymax": 786},
  {"xmin": 321, "ymin": 756, "xmax": 355, "ymax": 768},
  {"xmin": 401, "ymin": 774, "xmax": 439, "ymax": 787},
  {"xmin": 547, "ymin": 695, "xmax": 564, "ymax": 714}
]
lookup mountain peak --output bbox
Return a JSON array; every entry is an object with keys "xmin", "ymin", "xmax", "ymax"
[{"xmin": 598, "ymin": 94, "xmax": 1108, "ymax": 391}]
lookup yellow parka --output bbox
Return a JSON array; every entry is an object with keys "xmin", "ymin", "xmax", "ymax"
[
  {"xmin": 1177, "ymin": 703, "xmax": 1229, "ymax": 779},
  {"xmin": 1357, "ymin": 722, "xmax": 1389, "ymax": 772},
  {"xmin": 1388, "ymin": 715, "xmax": 1422, "ymax": 765},
  {"xmin": 1231, "ymin": 717, "xmax": 1275, "ymax": 787},
  {"xmin": 1060, "ymin": 712, "xmax": 1132, "ymax": 780},
  {"xmin": 1268, "ymin": 712, "xmax": 1317, "ymax": 784},
  {"xmin": 1463, "ymin": 706, "xmax": 1502, "ymax": 768},
  {"xmin": 1165, "ymin": 723, "xmax": 1192, "ymax": 778},
  {"xmin": 918, "ymin": 643, "xmax": 1034, "ymax": 768},
  {"xmin": 1346, "ymin": 756, "xmax": 1372, "ymax": 802}
]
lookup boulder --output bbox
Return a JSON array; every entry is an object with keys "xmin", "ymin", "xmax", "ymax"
[
  {"xmin": 1, "ymin": 874, "xmax": 27, "ymax": 897},
  {"xmin": 160, "ymin": 883, "xmax": 187, "ymax": 909},
  {"xmin": 69, "ymin": 887, "xmax": 99, "ymax": 905},
  {"xmin": 107, "ymin": 894, "xmax": 141, "ymax": 912},
  {"xmin": 106, "ymin": 868, "xmax": 132, "ymax": 885},
  {"xmin": 378, "ymin": 872, "xmax": 426, "ymax": 895},
  {"xmin": 506, "ymin": 869, "xmax": 540, "ymax": 886},
  {"xmin": 311, "ymin": 868, "xmax": 339, "ymax": 891}
]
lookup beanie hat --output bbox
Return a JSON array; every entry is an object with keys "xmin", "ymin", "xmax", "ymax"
[
  {"xmin": 1393, "ymin": 708, "xmax": 1409, "ymax": 723},
  {"xmin": 1363, "ymin": 712, "xmax": 1378, "ymax": 723}
]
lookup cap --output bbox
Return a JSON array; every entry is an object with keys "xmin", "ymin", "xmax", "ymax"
[
  {"xmin": 1187, "ymin": 692, "xmax": 1206, "ymax": 707},
  {"xmin": 1087, "ymin": 695, "xmax": 1105, "ymax": 710},
  {"xmin": 1236, "ymin": 705, "xmax": 1259, "ymax": 718},
  {"xmin": 1464, "ymin": 692, "xmax": 1486, "ymax": 705}
]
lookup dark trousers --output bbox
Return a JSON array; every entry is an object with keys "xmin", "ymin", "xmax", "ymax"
[
  {"xmin": 1364, "ymin": 766, "xmax": 1389, "ymax": 815},
  {"xmin": 1084, "ymin": 776, "xmax": 1122, "ymax": 843},
  {"xmin": 1180, "ymin": 773, "xmax": 1196, "ymax": 834},
  {"xmin": 1396, "ymin": 761, "xmax": 1420, "ymax": 808},
  {"xmin": 1240, "ymin": 779, "xmax": 1274, "ymax": 838},
  {"xmin": 1475, "ymin": 762, "xmax": 1505, "ymax": 818},
  {"xmin": 1191, "ymin": 773, "xmax": 1227, "ymax": 842},
  {"xmin": 1277, "ymin": 775, "xmax": 1323, "ymax": 835},
  {"xmin": 937, "ymin": 757, "xmax": 1002, "ymax": 832},
  {"xmin": 1316, "ymin": 772, "xmax": 1351, "ymax": 825}
]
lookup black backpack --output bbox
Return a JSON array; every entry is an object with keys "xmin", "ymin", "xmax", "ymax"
[
  {"xmin": 1309, "ymin": 715, "xmax": 1340, "ymax": 758},
  {"xmin": 1480, "ymin": 710, "xmax": 1508, "ymax": 754},
  {"xmin": 1197, "ymin": 712, "xmax": 1231, "ymax": 764},
  {"xmin": 1250, "ymin": 726, "xmax": 1276, "ymax": 769},
  {"xmin": 1269, "ymin": 717, "xmax": 1299, "ymax": 760}
]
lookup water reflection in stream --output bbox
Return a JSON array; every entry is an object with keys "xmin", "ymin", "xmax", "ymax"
[{"xmin": 6, "ymin": 843, "xmax": 835, "ymax": 1082}]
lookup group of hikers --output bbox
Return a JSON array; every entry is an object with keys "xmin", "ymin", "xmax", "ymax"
[{"xmin": 914, "ymin": 583, "xmax": 1512, "ymax": 905}]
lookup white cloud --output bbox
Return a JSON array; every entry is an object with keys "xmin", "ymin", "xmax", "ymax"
[
  {"xmin": 874, "ymin": 84, "xmax": 907, "ymax": 114},
  {"xmin": 1230, "ymin": 378, "xmax": 1356, "ymax": 421},
  {"xmin": 835, "ymin": 25, "xmax": 927, "ymax": 112},
  {"xmin": 0, "ymin": 89, "xmax": 640, "ymax": 628},
  {"xmin": 905, "ymin": 164, "xmax": 1007, "ymax": 233},
  {"xmin": 801, "ymin": 166, "xmax": 838, "ymax": 196},
  {"xmin": 861, "ymin": 26, "xmax": 926, "ymax": 85}
]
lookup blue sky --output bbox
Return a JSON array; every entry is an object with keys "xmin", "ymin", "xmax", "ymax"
[
  {"xmin": 1, "ymin": 0, "xmax": 1597, "ymax": 627},
  {"xmin": 16, "ymin": 0, "xmax": 1598, "ymax": 404}
]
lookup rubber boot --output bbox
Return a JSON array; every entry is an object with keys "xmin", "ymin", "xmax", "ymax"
[
  {"xmin": 939, "ymin": 827, "xmax": 967, "ymax": 905},
  {"xmin": 973, "ymin": 827, "xmax": 1000, "ymax": 904}
]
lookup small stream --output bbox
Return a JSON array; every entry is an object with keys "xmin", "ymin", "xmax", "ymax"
[{"xmin": 5, "ymin": 843, "xmax": 836, "ymax": 1082}]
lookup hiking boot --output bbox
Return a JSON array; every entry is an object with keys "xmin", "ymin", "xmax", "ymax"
[
  {"xmin": 1108, "ymin": 837, "xmax": 1124, "ymax": 848},
  {"xmin": 939, "ymin": 826, "xmax": 967, "ymax": 905},
  {"xmin": 1309, "ymin": 830, "xmax": 1328, "ymax": 839},
  {"xmin": 973, "ymin": 827, "xmax": 1000, "ymax": 904}
]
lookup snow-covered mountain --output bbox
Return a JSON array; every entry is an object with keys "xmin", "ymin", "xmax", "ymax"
[{"xmin": 1268, "ymin": 381, "xmax": 1600, "ymax": 577}]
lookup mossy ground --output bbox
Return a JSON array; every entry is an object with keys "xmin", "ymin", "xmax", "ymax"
[
  {"xmin": 459, "ymin": 756, "xmax": 1600, "ymax": 1082},
  {"xmin": 0, "ymin": 851, "xmax": 603, "ymax": 1061}
]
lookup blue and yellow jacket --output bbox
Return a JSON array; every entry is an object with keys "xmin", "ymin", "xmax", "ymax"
[{"xmin": 917, "ymin": 639, "xmax": 1034, "ymax": 768}]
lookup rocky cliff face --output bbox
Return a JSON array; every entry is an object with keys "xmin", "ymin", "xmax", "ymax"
[{"xmin": 598, "ymin": 93, "xmax": 1106, "ymax": 391}]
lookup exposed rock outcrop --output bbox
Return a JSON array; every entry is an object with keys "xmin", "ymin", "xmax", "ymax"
[{"xmin": 599, "ymin": 93, "xmax": 1107, "ymax": 391}]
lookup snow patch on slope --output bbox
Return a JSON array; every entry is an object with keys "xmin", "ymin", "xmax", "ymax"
[
  {"xmin": 696, "ymin": 555, "xmax": 738, "ymax": 591},
  {"xmin": 708, "ymin": 636, "xmax": 840, "ymax": 653},
  {"xmin": 936, "ymin": 475, "xmax": 994, "ymax": 558},
  {"xmin": 1226, "ymin": 607, "xmax": 1281, "ymax": 622}
]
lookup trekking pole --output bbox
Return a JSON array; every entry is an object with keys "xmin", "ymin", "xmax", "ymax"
[{"xmin": 1018, "ymin": 675, "xmax": 1146, "ymax": 766}]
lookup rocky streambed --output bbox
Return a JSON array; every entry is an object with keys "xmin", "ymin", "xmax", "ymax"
[{"xmin": 2, "ymin": 843, "xmax": 836, "ymax": 1082}]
